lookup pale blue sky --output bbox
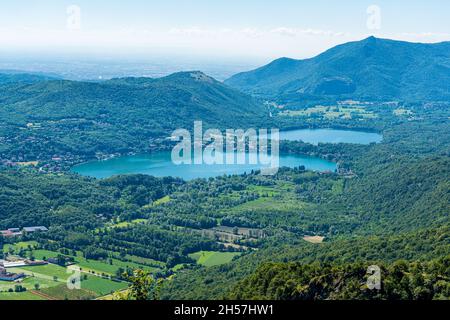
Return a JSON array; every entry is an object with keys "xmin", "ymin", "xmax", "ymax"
[{"xmin": 0, "ymin": 0, "xmax": 449, "ymax": 59}]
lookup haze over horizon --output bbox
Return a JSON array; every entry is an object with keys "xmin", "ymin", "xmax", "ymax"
[
  {"xmin": 1, "ymin": 0, "xmax": 449, "ymax": 60},
  {"xmin": 0, "ymin": 0, "xmax": 449, "ymax": 80}
]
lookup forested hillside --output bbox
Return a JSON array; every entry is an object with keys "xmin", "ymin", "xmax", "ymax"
[
  {"xmin": 228, "ymin": 256, "xmax": 450, "ymax": 300},
  {"xmin": 0, "ymin": 71, "xmax": 60, "ymax": 84},
  {"xmin": 225, "ymin": 37, "xmax": 450, "ymax": 102},
  {"xmin": 1, "ymin": 94, "xmax": 448, "ymax": 300},
  {"xmin": 0, "ymin": 71, "xmax": 267, "ymax": 162}
]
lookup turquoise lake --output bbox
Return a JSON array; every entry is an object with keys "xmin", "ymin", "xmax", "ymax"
[{"xmin": 72, "ymin": 129, "xmax": 382, "ymax": 180}]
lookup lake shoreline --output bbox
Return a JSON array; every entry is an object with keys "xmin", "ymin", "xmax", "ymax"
[{"xmin": 71, "ymin": 128, "xmax": 382, "ymax": 180}]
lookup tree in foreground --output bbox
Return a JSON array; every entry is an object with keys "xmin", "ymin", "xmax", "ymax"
[{"xmin": 113, "ymin": 269, "xmax": 164, "ymax": 300}]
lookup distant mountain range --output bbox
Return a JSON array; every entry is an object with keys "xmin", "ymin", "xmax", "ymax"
[
  {"xmin": 225, "ymin": 37, "xmax": 450, "ymax": 102},
  {"xmin": 0, "ymin": 70, "xmax": 61, "ymax": 84}
]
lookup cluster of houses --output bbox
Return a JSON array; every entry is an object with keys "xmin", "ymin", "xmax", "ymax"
[
  {"xmin": 0, "ymin": 266, "xmax": 24, "ymax": 281},
  {"xmin": 0, "ymin": 257, "xmax": 48, "ymax": 282},
  {"xmin": 0, "ymin": 226, "xmax": 50, "ymax": 282},
  {"xmin": 0, "ymin": 226, "xmax": 48, "ymax": 238}
]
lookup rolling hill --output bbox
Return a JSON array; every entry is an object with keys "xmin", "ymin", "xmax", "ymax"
[
  {"xmin": 0, "ymin": 70, "xmax": 61, "ymax": 84},
  {"xmin": 225, "ymin": 37, "xmax": 450, "ymax": 102},
  {"xmin": 0, "ymin": 71, "xmax": 268, "ymax": 160}
]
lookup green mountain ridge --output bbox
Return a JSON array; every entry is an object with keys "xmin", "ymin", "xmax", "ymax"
[
  {"xmin": 0, "ymin": 71, "xmax": 268, "ymax": 161},
  {"xmin": 0, "ymin": 71, "xmax": 61, "ymax": 84},
  {"xmin": 225, "ymin": 37, "xmax": 450, "ymax": 102}
]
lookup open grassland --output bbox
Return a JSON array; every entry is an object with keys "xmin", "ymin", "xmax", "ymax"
[
  {"xmin": 0, "ymin": 291, "xmax": 45, "ymax": 300},
  {"xmin": 124, "ymin": 254, "xmax": 165, "ymax": 268},
  {"xmin": 0, "ymin": 279, "xmax": 53, "ymax": 292},
  {"xmin": 27, "ymin": 249, "xmax": 160, "ymax": 276},
  {"xmin": 80, "ymin": 276, "xmax": 128, "ymax": 296},
  {"xmin": 153, "ymin": 195, "xmax": 171, "ymax": 206},
  {"xmin": 1, "ymin": 277, "xmax": 128, "ymax": 300},
  {"xmin": 39, "ymin": 284, "xmax": 96, "ymax": 300},
  {"xmin": 0, "ymin": 246, "xmax": 141, "ymax": 300},
  {"xmin": 279, "ymin": 105, "xmax": 377, "ymax": 119},
  {"xmin": 188, "ymin": 251, "xmax": 240, "ymax": 267},
  {"xmin": 73, "ymin": 256, "xmax": 159, "ymax": 276},
  {"xmin": 232, "ymin": 196, "xmax": 309, "ymax": 212},
  {"xmin": 95, "ymin": 218, "xmax": 149, "ymax": 233},
  {"xmin": 303, "ymin": 236, "xmax": 325, "ymax": 244},
  {"xmin": 0, "ymin": 273, "xmax": 61, "ymax": 292},
  {"xmin": 105, "ymin": 218, "xmax": 148, "ymax": 229},
  {"xmin": 10, "ymin": 264, "xmax": 70, "ymax": 281},
  {"xmin": 3, "ymin": 241, "xmax": 38, "ymax": 253}
]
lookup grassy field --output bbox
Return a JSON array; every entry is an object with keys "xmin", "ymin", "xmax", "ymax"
[
  {"xmin": 303, "ymin": 236, "xmax": 325, "ymax": 244},
  {"xmin": 1, "ymin": 244, "xmax": 134, "ymax": 300},
  {"xmin": 153, "ymin": 195, "xmax": 171, "ymax": 206},
  {"xmin": 171, "ymin": 264, "xmax": 188, "ymax": 272},
  {"xmin": 279, "ymin": 105, "xmax": 377, "ymax": 119},
  {"xmin": 40, "ymin": 284, "xmax": 96, "ymax": 300},
  {"xmin": 1, "ymin": 265, "xmax": 129, "ymax": 300},
  {"xmin": 188, "ymin": 251, "xmax": 240, "ymax": 267},
  {"xmin": 73, "ymin": 256, "xmax": 159, "ymax": 276},
  {"xmin": 0, "ymin": 271, "xmax": 61, "ymax": 292},
  {"xmin": 10, "ymin": 264, "xmax": 70, "ymax": 281},
  {"xmin": 3, "ymin": 241, "xmax": 38, "ymax": 253},
  {"xmin": 0, "ymin": 291, "xmax": 46, "ymax": 300},
  {"xmin": 331, "ymin": 180, "xmax": 345, "ymax": 195},
  {"xmin": 230, "ymin": 196, "xmax": 309, "ymax": 213},
  {"xmin": 0, "ymin": 279, "xmax": 55, "ymax": 292},
  {"xmin": 28, "ymin": 249, "xmax": 159, "ymax": 276},
  {"xmin": 124, "ymin": 254, "xmax": 166, "ymax": 268},
  {"xmin": 80, "ymin": 276, "xmax": 128, "ymax": 296},
  {"xmin": 107, "ymin": 218, "xmax": 147, "ymax": 229},
  {"xmin": 22, "ymin": 276, "xmax": 60, "ymax": 288}
]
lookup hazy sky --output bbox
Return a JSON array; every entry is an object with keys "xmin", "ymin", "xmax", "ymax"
[{"xmin": 1, "ymin": 0, "xmax": 449, "ymax": 60}]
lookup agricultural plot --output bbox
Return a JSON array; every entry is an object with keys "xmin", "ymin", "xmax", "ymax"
[
  {"xmin": 25, "ymin": 249, "xmax": 160, "ymax": 276},
  {"xmin": 124, "ymin": 254, "xmax": 166, "ymax": 269},
  {"xmin": 0, "ymin": 291, "xmax": 45, "ymax": 300},
  {"xmin": 78, "ymin": 276, "xmax": 128, "ymax": 296},
  {"xmin": 1, "ymin": 264, "xmax": 129, "ymax": 300},
  {"xmin": 10, "ymin": 264, "xmax": 70, "ymax": 281},
  {"xmin": 0, "ymin": 272, "xmax": 61, "ymax": 293},
  {"xmin": 0, "ymin": 281, "xmax": 37, "ymax": 293},
  {"xmin": 229, "ymin": 195, "xmax": 310, "ymax": 213},
  {"xmin": 279, "ymin": 105, "xmax": 377, "ymax": 120},
  {"xmin": 73, "ymin": 257, "xmax": 159, "ymax": 276},
  {"xmin": 3, "ymin": 241, "xmax": 38, "ymax": 253},
  {"xmin": 0, "ymin": 246, "xmax": 146, "ymax": 300},
  {"xmin": 39, "ymin": 284, "xmax": 96, "ymax": 300},
  {"xmin": 188, "ymin": 251, "xmax": 240, "ymax": 267}
]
